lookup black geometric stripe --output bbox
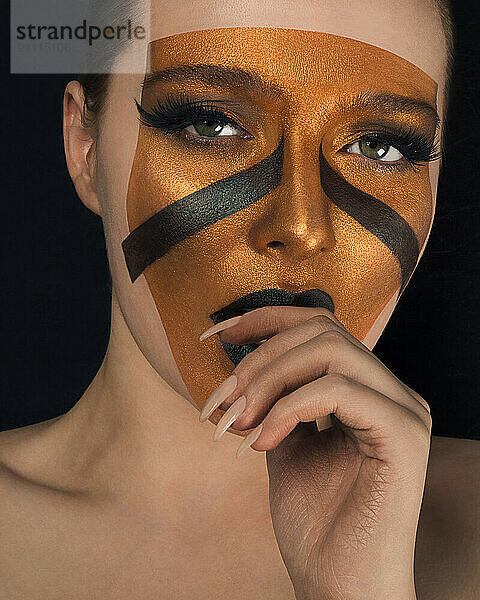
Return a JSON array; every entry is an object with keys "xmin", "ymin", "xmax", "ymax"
[
  {"xmin": 319, "ymin": 144, "xmax": 419, "ymax": 294},
  {"xmin": 122, "ymin": 136, "xmax": 284, "ymax": 282}
]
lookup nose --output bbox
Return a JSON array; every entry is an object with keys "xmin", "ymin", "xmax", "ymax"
[{"xmin": 248, "ymin": 136, "xmax": 336, "ymax": 263}]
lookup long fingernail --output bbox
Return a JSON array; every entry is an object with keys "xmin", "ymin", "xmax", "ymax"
[
  {"xmin": 199, "ymin": 315, "xmax": 243, "ymax": 341},
  {"xmin": 213, "ymin": 395, "xmax": 247, "ymax": 441},
  {"xmin": 236, "ymin": 423, "xmax": 263, "ymax": 458},
  {"xmin": 199, "ymin": 374, "xmax": 238, "ymax": 422}
]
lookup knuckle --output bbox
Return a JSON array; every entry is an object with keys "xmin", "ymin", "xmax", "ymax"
[
  {"xmin": 242, "ymin": 366, "xmax": 283, "ymax": 408},
  {"xmin": 254, "ymin": 367, "xmax": 281, "ymax": 396},
  {"xmin": 234, "ymin": 344, "xmax": 270, "ymax": 375},
  {"xmin": 421, "ymin": 398, "xmax": 432, "ymax": 416},
  {"xmin": 424, "ymin": 410, "xmax": 433, "ymax": 431},
  {"xmin": 404, "ymin": 384, "xmax": 431, "ymax": 415},
  {"xmin": 323, "ymin": 372, "xmax": 350, "ymax": 392},
  {"xmin": 307, "ymin": 312, "xmax": 336, "ymax": 331},
  {"xmin": 319, "ymin": 328, "xmax": 347, "ymax": 347},
  {"xmin": 410, "ymin": 414, "xmax": 432, "ymax": 443},
  {"xmin": 309, "ymin": 307, "xmax": 336, "ymax": 320}
]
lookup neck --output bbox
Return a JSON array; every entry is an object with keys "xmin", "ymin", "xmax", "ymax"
[{"xmin": 40, "ymin": 289, "xmax": 268, "ymax": 515}]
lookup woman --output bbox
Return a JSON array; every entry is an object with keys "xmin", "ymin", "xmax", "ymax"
[{"xmin": 1, "ymin": 0, "xmax": 479, "ymax": 598}]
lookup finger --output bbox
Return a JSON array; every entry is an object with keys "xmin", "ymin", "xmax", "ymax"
[
  {"xmin": 229, "ymin": 329, "xmax": 431, "ymax": 432},
  {"xmin": 217, "ymin": 309, "xmax": 361, "ymax": 411},
  {"xmin": 218, "ymin": 305, "xmax": 347, "ymax": 345},
  {"xmin": 402, "ymin": 382, "xmax": 431, "ymax": 414},
  {"xmin": 218, "ymin": 307, "xmax": 421, "ymax": 413},
  {"xmin": 247, "ymin": 374, "xmax": 432, "ymax": 460}
]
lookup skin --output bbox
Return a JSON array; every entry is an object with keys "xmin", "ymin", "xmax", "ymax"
[{"xmin": 0, "ymin": 1, "xmax": 479, "ymax": 599}]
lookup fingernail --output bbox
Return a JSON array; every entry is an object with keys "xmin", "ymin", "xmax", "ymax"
[
  {"xmin": 213, "ymin": 395, "xmax": 247, "ymax": 441},
  {"xmin": 315, "ymin": 414, "xmax": 334, "ymax": 432},
  {"xmin": 199, "ymin": 374, "xmax": 238, "ymax": 422},
  {"xmin": 236, "ymin": 423, "xmax": 263, "ymax": 458},
  {"xmin": 199, "ymin": 315, "xmax": 243, "ymax": 341}
]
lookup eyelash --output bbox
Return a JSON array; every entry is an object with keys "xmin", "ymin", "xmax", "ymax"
[
  {"xmin": 135, "ymin": 93, "xmax": 250, "ymax": 143},
  {"xmin": 135, "ymin": 94, "xmax": 441, "ymax": 172},
  {"xmin": 341, "ymin": 126, "xmax": 441, "ymax": 173}
]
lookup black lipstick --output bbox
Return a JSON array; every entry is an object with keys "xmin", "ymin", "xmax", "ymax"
[{"xmin": 209, "ymin": 288, "xmax": 334, "ymax": 366}]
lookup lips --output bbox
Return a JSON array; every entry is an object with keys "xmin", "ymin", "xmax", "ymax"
[{"xmin": 209, "ymin": 288, "xmax": 335, "ymax": 366}]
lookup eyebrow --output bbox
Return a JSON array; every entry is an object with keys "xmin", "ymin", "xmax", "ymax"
[
  {"xmin": 142, "ymin": 63, "xmax": 283, "ymax": 98},
  {"xmin": 343, "ymin": 90, "xmax": 440, "ymax": 128},
  {"xmin": 142, "ymin": 64, "xmax": 440, "ymax": 126}
]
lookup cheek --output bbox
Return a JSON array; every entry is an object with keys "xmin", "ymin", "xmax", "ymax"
[
  {"xmin": 332, "ymin": 153, "xmax": 435, "ymax": 253},
  {"xmin": 124, "ymin": 132, "xmax": 255, "ymax": 407},
  {"xmin": 317, "ymin": 151, "xmax": 434, "ymax": 339},
  {"xmin": 323, "ymin": 206, "xmax": 402, "ymax": 340},
  {"xmin": 125, "ymin": 128, "xmax": 258, "ymax": 229}
]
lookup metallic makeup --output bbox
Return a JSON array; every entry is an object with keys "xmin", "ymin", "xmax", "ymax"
[{"xmin": 121, "ymin": 27, "xmax": 439, "ymax": 410}]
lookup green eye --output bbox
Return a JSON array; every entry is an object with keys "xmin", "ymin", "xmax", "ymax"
[
  {"xmin": 347, "ymin": 136, "xmax": 403, "ymax": 162},
  {"xmin": 192, "ymin": 118, "xmax": 225, "ymax": 137},
  {"xmin": 186, "ymin": 118, "xmax": 240, "ymax": 138},
  {"xmin": 359, "ymin": 137, "xmax": 390, "ymax": 159}
]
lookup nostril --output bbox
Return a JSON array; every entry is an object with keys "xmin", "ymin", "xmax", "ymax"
[{"xmin": 267, "ymin": 240, "xmax": 285, "ymax": 249}]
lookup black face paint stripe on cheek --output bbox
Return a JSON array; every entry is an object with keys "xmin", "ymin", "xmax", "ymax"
[
  {"xmin": 122, "ymin": 135, "xmax": 284, "ymax": 282},
  {"xmin": 319, "ymin": 144, "xmax": 419, "ymax": 295}
]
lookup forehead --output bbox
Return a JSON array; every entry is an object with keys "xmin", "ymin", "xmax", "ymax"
[
  {"xmin": 147, "ymin": 0, "xmax": 446, "ymax": 113},
  {"xmin": 147, "ymin": 28, "xmax": 438, "ymax": 109}
]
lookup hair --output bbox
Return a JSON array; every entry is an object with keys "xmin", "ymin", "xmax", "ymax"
[
  {"xmin": 433, "ymin": 0, "xmax": 455, "ymax": 115},
  {"xmin": 77, "ymin": 0, "xmax": 456, "ymax": 130}
]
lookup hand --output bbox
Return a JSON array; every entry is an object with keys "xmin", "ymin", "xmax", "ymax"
[{"xmin": 213, "ymin": 306, "xmax": 432, "ymax": 600}]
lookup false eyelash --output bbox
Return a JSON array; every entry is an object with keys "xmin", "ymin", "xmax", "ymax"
[
  {"xmin": 135, "ymin": 92, "xmax": 244, "ymax": 135},
  {"xmin": 346, "ymin": 125, "xmax": 442, "ymax": 172}
]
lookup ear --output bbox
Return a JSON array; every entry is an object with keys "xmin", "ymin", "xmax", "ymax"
[{"xmin": 63, "ymin": 80, "xmax": 102, "ymax": 216}]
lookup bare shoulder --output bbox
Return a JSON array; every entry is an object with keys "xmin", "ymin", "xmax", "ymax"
[
  {"xmin": 0, "ymin": 421, "xmax": 43, "ymax": 485},
  {"xmin": 0, "ymin": 417, "xmax": 70, "ymax": 536},
  {"xmin": 415, "ymin": 435, "xmax": 480, "ymax": 600},
  {"xmin": 0, "ymin": 417, "xmax": 60, "ymax": 485},
  {"xmin": 0, "ymin": 421, "xmax": 109, "ymax": 600}
]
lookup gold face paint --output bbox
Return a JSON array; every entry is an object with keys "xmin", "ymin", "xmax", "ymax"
[{"xmin": 123, "ymin": 28, "xmax": 439, "ymax": 409}]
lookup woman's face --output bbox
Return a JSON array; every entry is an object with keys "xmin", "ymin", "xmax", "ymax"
[{"xmin": 93, "ymin": 0, "xmax": 447, "ymax": 411}]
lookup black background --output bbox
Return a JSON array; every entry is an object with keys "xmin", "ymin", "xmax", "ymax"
[{"xmin": 3, "ymin": 3, "xmax": 480, "ymax": 438}]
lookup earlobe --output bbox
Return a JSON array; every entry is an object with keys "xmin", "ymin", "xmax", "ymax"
[{"xmin": 63, "ymin": 80, "xmax": 102, "ymax": 216}]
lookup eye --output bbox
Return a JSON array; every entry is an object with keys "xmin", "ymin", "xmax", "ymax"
[
  {"xmin": 339, "ymin": 126, "xmax": 442, "ymax": 173},
  {"xmin": 185, "ymin": 117, "xmax": 242, "ymax": 138},
  {"xmin": 134, "ymin": 96, "xmax": 252, "ymax": 143},
  {"xmin": 345, "ymin": 136, "xmax": 403, "ymax": 162}
]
